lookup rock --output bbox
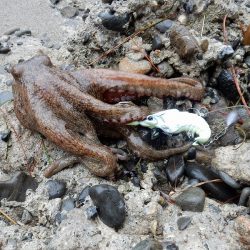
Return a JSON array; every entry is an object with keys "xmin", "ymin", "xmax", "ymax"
[
  {"xmin": 245, "ymin": 55, "xmax": 250, "ymax": 67},
  {"xmin": 217, "ymin": 45, "xmax": 234, "ymax": 60},
  {"xmin": 175, "ymin": 187, "xmax": 205, "ymax": 212},
  {"xmin": 216, "ymin": 69, "xmax": 239, "ymax": 102},
  {"xmin": 5, "ymin": 78, "xmax": 14, "ymax": 86},
  {"xmin": 4, "ymin": 27, "xmax": 20, "ymax": 35},
  {"xmin": 17, "ymin": 41, "xmax": 23, "ymax": 46},
  {"xmin": 50, "ymin": 0, "xmax": 61, "ymax": 4},
  {"xmin": 153, "ymin": 168, "xmax": 168, "ymax": 185},
  {"xmin": 235, "ymin": 216, "xmax": 250, "ymax": 247},
  {"xmin": 155, "ymin": 20, "xmax": 173, "ymax": 33},
  {"xmin": 15, "ymin": 30, "xmax": 32, "ymax": 37},
  {"xmin": 0, "ymin": 91, "xmax": 13, "ymax": 106},
  {"xmin": 89, "ymin": 184, "xmax": 126, "ymax": 230},
  {"xmin": 165, "ymin": 155, "xmax": 185, "ymax": 186},
  {"xmin": 119, "ymin": 57, "xmax": 151, "ymax": 74},
  {"xmin": 152, "ymin": 35, "xmax": 163, "ymax": 51},
  {"xmin": 85, "ymin": 206, "xmax": 98, "ymax": 220},
  {"xmin": 0, "ymin": 35, "xmax": 10, "ymax": 43},
  {"xmin": 177, "ymin": 216, "xmax": 191, "ymax": 230},
  {"xmin": 157, "ymin": 61, "xmax": 174, "ymax": 77},
  {"xmin": 61, "ymin": 197, "xmax": 75, "ymax": 211},
  {"xmin": 133, "ymin": 238, "xmax": 163, "ymax": 250},
  {"xmin": 60, "ymin": 6, "xmax": 78, "ymax": 18},
  {"xmin": 212, "ymin": 143, "xmax": 250, "ymax": 184},
  {"xmin": 99, "ymin": 10, "xmax": 132, "ymax": 32},
  {"xmin": 21, "ymin": 210, "xmax": 33, "ymax": 224},
  {"xmin": 102, "ymin": 0, "xmax": 113, "ymax": 3},
  {"xmin": 177, "ymin": 14, "xmax": 188, "ymax": 25},
  {"xmin": 0, "ymin": 129, "xmax": 11, "ymax": 142},
  {"xmin": 0, "ymin": 46, "xmax": 11, "ymax": 54},
  {"xmin": 127, "ymin": 52, "xmax": 144, "ymax": 61},
  {"xmin": 46, "ymin": 180, "xmax": 66, "ymax": 199},
  {"xmin": 77, "ymin": 185, "xmax": 90, "ymax": 205},
  {"xmin": 0, "ymin": 172, "xmax": 38, "ymax": 202}
]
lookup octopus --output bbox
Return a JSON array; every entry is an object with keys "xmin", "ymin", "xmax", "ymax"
[{"xmin": 11, "ymin": 55, "xmax": 204, "ymax": 179}]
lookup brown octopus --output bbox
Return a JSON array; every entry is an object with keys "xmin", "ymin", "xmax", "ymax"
[{"xmin": 11, "ymin": 55, "xmax": 204, "ymax": 178}]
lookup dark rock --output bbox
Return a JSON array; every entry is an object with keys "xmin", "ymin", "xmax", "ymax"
[
  {"xmin": 0, "ymin": 172, "xmax": 38, "ymax": 202},
  {"xmin": 55, "ymin": 212, "xmax": 62, "ymax": 224},
  {"xmin": 152, "ymin": 35, "xmax": 163, "ymax": 50},
  {"xmin": 165, "ymin": 155, "xmax": 185, "ymax": 186},
  {"xmin": 155, "ymin": 20, "xmax": 173, "ymax": 33},
  {"xmin": 15, "ymin": 30, "xmax": 32, "ymax": 37},
  {"xmin": 0, "ymin": 46, "xmax": 11, "ymax": 54},
  {"xmin": 163, "ymin": 241, "xmax": 179, "ymax": 250},
  {"xmin": 153, "ymin": 168, "xmax": 168, "ymax": 185},
  {"xmin": 82, "ymin": 33, "xmax": 90, "ymax": 44},
  {"xmin": 183, "ymin": 0, "xmax": 195, "ymax": 14},
  {"xmin": 98, "ymin": 10, "xmax": 132, "ymax": 32},
  {"xmin": 60, "ymin": 6, "xmax": 78, "ymax": 18},
  {"xmin": 217, "ymin": 45, "xmax": 234, "ymax": 60},
  {"xmin": 77, "ymin": 185, "xmax": 90, "ymax": 205},
  {"xmin": 245, "ymin": 55, "xmax": 250, "ymax": 67},
  {"xmin": 46, "ymin": 180, "xmax": 66, "ymax": 199},
  {"xmin": 86, "ymin": 206, "xmax": 98, "ymax": 220},
  {"xmin": 50, "ymin": 0, "xmax": 61, "ymax": 4},
  {"xmin": 102, "ymin": 0, "xmax": 113, "ymax": 3},
  {"xmin": 133, "ymin": 238, "xmax": 163, "ymax": 250},
  {"xmin": 0, "ymin": 91, "xmax": 13, "ymax": 106},
  {"xmin": 216, "ymin": 69, "xmax": 239, "ymax": 102},
  {"xmin": 204, "ymin": 87, "xmax": 220, "ymax": 104},
  {"xmin": 131, "ymin": 176, "xmax": 140, "ymax": 187},
  {"xmin": 185, "ymin": 162, "xmax": 239, "ymax": 202},
  {"xmin": 21, "ymin": 210, "xmax": 33, "ymax": 224},
  {"xmin": 175, "ymin": 187, "xmax": 205, "ymax": 212},
  {"xmin": 89, "ymin": 184, "xmax": 126, "ymax": 230},
  {"xmin": 4, "ymin": 28, "xmax": 20, "ymax": 35},
  {"xmin": 61, "ymin": 197, "xmax": 75, "ymax": 211},
  {"xmin": 177, "ymin": 216, "xmax": 191, "ymax": 230},
  {"xmin": 17, "ymin": 41, "xmax": 23, "ymax": 46},
  {"xmin": 0, "ymin": 129, "xmax": 11, "ymax": 142}
]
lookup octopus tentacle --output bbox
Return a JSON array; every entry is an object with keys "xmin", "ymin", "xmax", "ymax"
[{"xmin": 72, "ymin": 69, "xmax": 204, "ymax": 103}]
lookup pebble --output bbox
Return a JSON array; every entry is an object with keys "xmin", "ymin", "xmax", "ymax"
[
  {"xmin": 0, "ymin": 172, "xmax": 38, "ymax": 202},
  {"xmin": 132, "ymin": 238, "xmax": 163, "ymax": 250},
  {"xmin": 183, "ymin": 0, "xmax": 195, "ymax": 13},
  {"xmin": 46, "ymin": 180, "xmax": 66, "ymax": 200},
  {"xmin": 165, "ymin": 155, "xmax": 185, "ymax": 186},
  {"xmin": 175, "ymin": 187, "xmax": 205, "ymax": 212},
  {"xmin": 119, "ymin": 57, "xmax": 151, "ymax": 74},
  {"xmin": 177, "ymin": 216, "xmax": 191, "ymax": 230},
  {"xmin": 17, "ymin": 41, "xmax": 23, "ymax": 46},
  {"xmin": 15, "ymin": 30, "xmax": 32, "ymax": 37},
  {"xmin": 177, "ymin": 14, "xmax": 188, "ymax": 25},
  {"xmin": 217, "ymin": 45, "xmax": 234, "ymax": 60},
  {"xmin": 127, "ymin": 52, "xmax": 144, "ymax": 61},
  {"xmin": 0, "ymin": 91, "xmax": 13, "ymax": 106},
  {"xmin": 245, "ymin": 55, "xmax": 250, "ymax": 67},
  {"xmin": 21, "ymin": 210, "xmax": 33, "ymax": 224},
  {"xmin": 102, "ymin": 0, "xmax": 113, "ymax": 3},
  {"xmin": 60, "ymin": 6, "xmax": 78, "ymax": 18},
  {"xmin": 157, "ymin": 61, "xmax": 174, "ymax": 77},
  {"xmin": 5, "ymin": 78, "xmax": 14, "ymax": 86},
  {"xmin": 0, "ymin": 129, "xmax": 11, "ymax": 142},
  {"xmin": 85, "ymin": 206, "xmax": 98, "ymax": 220},
  {"xmin": 0, "ymin": 46, "xmax": 11, "ymax": 54},
  {"xmin": 61, "ymin": 197, "xmax": 75, "ymax": 211},
  {"xmin": 152, "ymin": 35, "xmax": 163, "ymax": 50},
  {"xmin": 89, "ymin": 184, "xmax": 126, "ymax": 230},
  {"xmin": 163, "ymin": 242, "xmax": 179, "ymax": 250},
  {"xmin": 4, "ymin": 27, "xmax": 20, "ymax": 35},
  {"xmin": 99, "ymin": 10, "xmax": 131, "ymax": 32},
  {"xmin": 155, "ymin": 20, "xmax": 173, "ymax": 33},
  {"xmin": 50, "ymin": 0, "xmax": 61, "ymax": 4},
  {"xmin": 77, "ymin": 185, "xmax": 90, "ymax": 205}
]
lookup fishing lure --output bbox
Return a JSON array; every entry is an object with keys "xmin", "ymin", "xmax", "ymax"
[{"xmin": 128, "ymin": 109, "xmax": 211, "ymax": 145}]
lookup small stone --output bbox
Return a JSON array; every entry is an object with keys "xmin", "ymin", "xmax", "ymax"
[
  {"xmin": 119, "ymin": 57, "xmax": 151, "ymax": 74},
  {"xmin": 200, "ymin": 39, "xmax": 209, "ymax": 52},
  {"xmin": 133, "ymin": 238, "xmax": 163, "ymax": 250},
  {"xmin": 127, "ymin": 52, "xmax": 144, "ymax": 61},
  {"xmin": 157, "ymin": 61, "xmax": 174, "ymax": 77},
  {"xmin": 50, "ymin": 0, "xmax": 61, "ymax": 4},
  {"xmin": 152, "ymin": 35, "xmax": 163, "ymax": 50},
  {"xmin": 0, "ymin": 91, "xmax": 13, "ymax": 106},
  {"xmin": 53, "ymin": 44, "xmax": 61, "ymax": 50},
  {"xmin": 46, "ymin": 180, "xmax": 66, "ymax": 200},
  {"xmin": 153, "ymin": 168, "xmax": 168, "ymax": 185},
  {"xmin": 77, "ymin": 185, "xmax": 90, "ymax": 205},
  {"xmin": 21, "ymin": 210, "xmax": 33, "ymax": 224},
  {"xmin": 4, "ymin": 28, "xmax": 20, "ymax": 35},
  {"xmin": 163, "ymin": 241, "xmax": 179, "ymax": 250},
  {"xmin": 175, "ymin": 187, "xmax": 205, "ymax": 212},
  {"xmin": 5, "ymin": 79, "xmax": 14, "ymax": 86},
  {"xmin": 60, "ymin": 6, "xmax": 78, "ymax": 18},
  {"xmin": 0, "ymin": 129, "xmax": 11, "ymax": 142},
  {"xmin": 217, "ymin": 45, "xmax": 234, "ymax": 60},
  {"xmin": 102, "ymin": 0, "xmax": 113, "ymax": 3},
  {"xmin": 0, "ymin": 46, "xmax": 11, "ymax": 54},
  {"xmin": 61, "ymin": 197, "xmax": 75, "ymax": 211},
  {"xmin": 15, "ymin": 30, "xmax": 32, "ymax": 37},
  {"xmin": 245, "ymin": 55, "xmax": 250, "ymax": 67},
  {"xmin": 86, "ymin": 206, "xmax": 98, "ymax": 220},
  {"xmin": 17, "ymin": 41, "xmax": 23, "ymax": 46},
  {"xmin": 82, "ymin": 33, "xmax": 90, "ymax": 44},
  {"xmin": 177, "ymin": 14, "xmax": 187, "ymax": 25},
  {"xmin": 89, "ymin": 184, "xmax": 126, "ymax": 230},
  {"xmin": 155, "ymin": 20, "xmax": 173, "ymax": 33},
  {"xmin": 0, "ymin": 35, "xmax": 10, "ymax": 43},
  {"xmin": 177, "ymin": 216, "xmax": 191, "ymax": 230}
]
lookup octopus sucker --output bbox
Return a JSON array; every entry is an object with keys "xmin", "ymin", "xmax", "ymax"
[{"xmin": 11, "ymin": 55, "xmax": 204, "ymax": 178}]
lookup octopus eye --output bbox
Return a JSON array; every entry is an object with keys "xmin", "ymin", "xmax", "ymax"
[{"xmin": 147, "ymin": 116, "xmax": 154, "ymax": 121}]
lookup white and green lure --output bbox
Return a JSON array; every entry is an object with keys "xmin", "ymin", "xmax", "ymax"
[{"xmin": 128, "ymin": 109, "xmax": 211, "ymax": 145}]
